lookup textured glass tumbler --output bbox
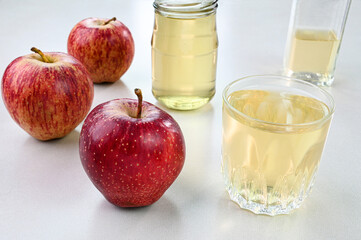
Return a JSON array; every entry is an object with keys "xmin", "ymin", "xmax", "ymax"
[
  {"xmin": 222, "ymin": 75, "xmax": 334, "ymax": 216},
  {"xmin": 284, "ymin": 0, "xmax": 351, "ymax": 86}
]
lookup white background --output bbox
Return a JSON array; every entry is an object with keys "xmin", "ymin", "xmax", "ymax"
[{"xmin": 0, "ymin": 0, "xmax": 360, "ymax": 239}]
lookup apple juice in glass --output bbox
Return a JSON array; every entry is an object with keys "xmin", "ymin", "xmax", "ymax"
[
  {"xmin": 222, "ymin": 75, "xmax": 334, "ymax": 216},
  {"xmin": 151, "ymin": 0, "xmax": 218, "ymax": 110}
]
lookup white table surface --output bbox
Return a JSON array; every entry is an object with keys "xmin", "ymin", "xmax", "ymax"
[{"xmin": 1, "ymin": 0, "xmax": 360, "ymax": 239}]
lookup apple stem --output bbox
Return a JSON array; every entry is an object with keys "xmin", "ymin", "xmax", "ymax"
[
  {"xmin": 134, "ymin": 88, "xmax": 143, "ymax": 118},
  {"xmin": 30, "ymin": 47, "xmax": 51, "ymax": 63},
  {"xmin": 104, "ymin": 17, "xmax": 116, "ymax": 25}
]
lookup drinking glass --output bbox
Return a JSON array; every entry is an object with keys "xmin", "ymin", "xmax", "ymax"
[{"xmin": 222, "ymin": 75, "xmax": 334, "ymax": 216}]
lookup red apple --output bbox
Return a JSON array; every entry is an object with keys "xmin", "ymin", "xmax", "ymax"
[
  {"xmin": 79, "ymin": 89, "xmax": 185, "ymax": 207},
  {"xmin": 1, "ymin": 47, "xmax": 94, "ymax": 141},
  {"xmin": 67, "ymin": 17, "xmax": 135, "ymax": 83}
]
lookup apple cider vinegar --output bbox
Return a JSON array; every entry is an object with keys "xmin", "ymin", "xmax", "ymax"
[
  {"xmin": 283, "ymin": 0, "xmax": 351, "ymax": 87},
  {"xmin": 222, "ymin": 89, "xmax": 332, "ymax": 215},
  {"xmin": 285, "ymin": 29, "xmax": 340, "ymax": 86},
  {"xmin": 152, "ymin": 1, "xmax": 218, "ymax": 110}
]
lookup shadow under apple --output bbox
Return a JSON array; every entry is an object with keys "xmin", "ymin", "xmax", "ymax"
[
  {"xmin": 92, "ymin": 78, "xmax": 133, "ymax": 105},
  {"xmin": 85, "ymin": 195, "xmax": 183, "ymax": 240}
]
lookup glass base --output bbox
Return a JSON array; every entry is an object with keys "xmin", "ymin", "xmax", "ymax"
[
  {"xmin": 152, "ymin": 92, "xmax": 214, "ymax": 111},
  {"xmin": 225, "ymin": 184, "xmax": 304, "ymax": 216},
  {"xmin": 223, "ymin": 172, "xmax": 317, "ymax": 216},
  {"xmin": 286, "ymin": 70, "xmax": 334, "ymax": 87}
]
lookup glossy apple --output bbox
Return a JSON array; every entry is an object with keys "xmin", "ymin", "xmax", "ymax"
[
  {"xmin": 1, "ymin": 47, "xmax": 94, "ymax": 141},
  {"xmin": 79, "ymin": 89, "xmax": 185, "ymax": 207},
  {"xmin": 67, "ymin": 17, "xmax": 135, "ymax": 83}
]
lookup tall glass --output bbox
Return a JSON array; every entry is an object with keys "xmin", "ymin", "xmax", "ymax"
[
  {"xmin": 222, "ymin": 75, "xmax": 335, "ymax": 216},
  {"xmin": 284, "ymin": 0, "xmax": 351, "ymax": 86},
  {"xmin": 151, "ymin": 0, "xmax": 218, "ymax": 110}
]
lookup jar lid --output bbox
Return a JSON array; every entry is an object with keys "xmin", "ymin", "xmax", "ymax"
[{"xmin": 153, "ymin": 0, "xmax": 218, "ymax": 18}]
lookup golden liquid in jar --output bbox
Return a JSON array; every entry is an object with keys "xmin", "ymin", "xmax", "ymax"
[
  {"xmin": 222, "ymin": 90, "xmax": 331, "ymax": 215},
  {"xmin": 151, "ymin": 12, "xmax": 218, "ymax": 110},
  {"xmin": 285, "ymin": 29, "xmax": 340, "ymax": 86}
]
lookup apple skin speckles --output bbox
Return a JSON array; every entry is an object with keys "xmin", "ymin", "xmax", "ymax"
[{"xmin": 79, "ymin": 98, "xmax": 185, "ymax": 207}]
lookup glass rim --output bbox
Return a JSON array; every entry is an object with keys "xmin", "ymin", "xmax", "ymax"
[{"xmin": 222, "ymin": 75, "xmax": 335, "ymax": 128}]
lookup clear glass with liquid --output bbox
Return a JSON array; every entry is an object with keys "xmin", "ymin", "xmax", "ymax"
[
  {"xmin": 152, "ymin": 0, "xmax": 218, "ymax": 110},
  {"xmin": 284, "ymin": 0, "xmax": 351, "ymax": 86},
  {"xmin": 222, "ymin": 75, "xmax": 334, "ymax": 216}
]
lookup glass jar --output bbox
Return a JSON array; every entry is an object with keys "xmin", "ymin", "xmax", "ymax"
[
  {"xmin": 151, "ymin": 0, "xmax": 218, "ymax": 110},
  {"xmin": 284, "ymin": 0, "xmax": 351, "ymax": 86}
]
